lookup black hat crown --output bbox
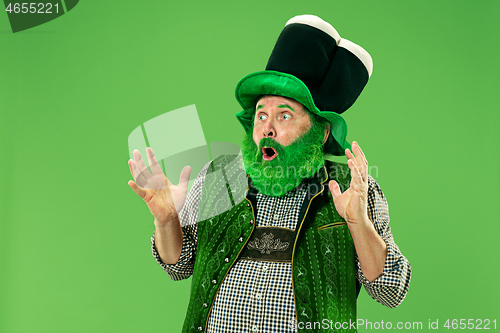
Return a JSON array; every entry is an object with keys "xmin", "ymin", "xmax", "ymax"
[{"xmin": 266, "ymin": 15, "xmax": 373, "ymax": 114}]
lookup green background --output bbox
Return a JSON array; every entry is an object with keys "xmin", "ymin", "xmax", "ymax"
[{"xmin": 1, "ymin": 1, "xmax": 499, "ymax": 332}]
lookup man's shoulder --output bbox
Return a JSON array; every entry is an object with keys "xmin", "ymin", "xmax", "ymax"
[
  {"xmin": 208, "ymin": 154, "xmax": 244, "ymax": 173},
  {"xmin": 197, "ymin": 154, "xmax": 247, "ymax": 220}
]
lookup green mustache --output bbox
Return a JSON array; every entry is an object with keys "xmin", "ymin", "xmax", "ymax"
[
  {"xmin": 241, "ymin": 122, "xmax": 326, "ymax": 196},
  {"xmin": 256, "ymin": 138, "xmax": 285, "ymax": 159}
]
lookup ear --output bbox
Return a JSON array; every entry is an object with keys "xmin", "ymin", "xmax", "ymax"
[{"xmin": 323, "ymin": 124, "xmax": 331, "ymax": 144}]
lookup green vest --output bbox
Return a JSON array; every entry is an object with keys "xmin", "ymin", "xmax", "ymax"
[{"xmin": 182, "ymin": 156, "xmax": 357, "ymax": 333}]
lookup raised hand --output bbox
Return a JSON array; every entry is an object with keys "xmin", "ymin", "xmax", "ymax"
[
  {"xmin": 128, "ymin": 147, "xmax": 191, "ymax": 225},
  {"xmin": 328, "ymin": 141, "xmax": 369, "ymax": 225}
]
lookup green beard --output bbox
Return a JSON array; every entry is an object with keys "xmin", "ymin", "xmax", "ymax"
[{"xmin": 241, "ymin": 122, "xmax": 326, "ymax": 196}]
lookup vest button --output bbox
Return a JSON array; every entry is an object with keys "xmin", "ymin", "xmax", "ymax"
[
  {"xmin": 238, "ymin": 237, "xmax": 244, "ymax": 243},
  {"xmin": 198, "ymin": 327, "xmax": 203, "ymax": 331},
  {"xmin": 250, "ymin": 219, "xmax": 254, "ymax": 224},
  {"xmin": 247, "ymin": 203, "xmax": 250, "ymax": 207},
  {"xmin": 203, "ymin": 303, "xmax": 208, "ymax": 308},
  {"xmin": 224, "ymin": 257, "xmax": 230, "ymax": 263},
  {"xmin": 212, "ymin": 279, "xmax": 217, "ymax": 285}
]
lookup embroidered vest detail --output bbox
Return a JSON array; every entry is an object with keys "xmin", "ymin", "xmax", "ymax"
[
  {"xmin": 240, "ymin": 226, "xmax": 294, "ymax": 262},
  {"xmin": 248, "ymin": 231, "xmax": 289, "ymax": 253}
]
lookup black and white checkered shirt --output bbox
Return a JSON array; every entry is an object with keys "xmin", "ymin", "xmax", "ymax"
[{"xmin": 151, "ymin": 161, "xmax": 411, "ymax": 332}]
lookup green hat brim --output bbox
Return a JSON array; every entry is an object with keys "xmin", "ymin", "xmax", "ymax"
[{"xmin": 235, "ymin": 71, "xmax": 350, "ymax": 156}]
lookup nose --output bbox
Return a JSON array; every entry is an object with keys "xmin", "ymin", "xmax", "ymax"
[{"xmin": 262, "ymin": 120, "xmax": 275, "ymax": 138}]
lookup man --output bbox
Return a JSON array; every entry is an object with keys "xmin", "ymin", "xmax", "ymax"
[{"xmin": 128, "ymin": 15, "xmax": 410, "ymax": 333}]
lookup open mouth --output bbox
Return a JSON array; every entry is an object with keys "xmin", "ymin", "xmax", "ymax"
[{"xmin": 262, "ymin": 147, "xmax": 278, "ymax": 161}]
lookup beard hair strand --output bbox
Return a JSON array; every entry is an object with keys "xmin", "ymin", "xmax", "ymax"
[{"xmin": 241, "ymin": 121, "xmax": 326, "ymax": 196}]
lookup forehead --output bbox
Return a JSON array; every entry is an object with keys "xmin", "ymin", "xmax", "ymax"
[{"xmin": 255, "ymin": 95, "xmax": 306, "ymax": 111}]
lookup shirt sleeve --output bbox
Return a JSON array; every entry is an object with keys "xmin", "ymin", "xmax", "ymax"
[
  {"xmin": 150, "ymin": 161, "xmax": 210, "ymax": 281},
  {"xmin": 356, "ymin": 175, "xmax": 412, "ymax": 308}
]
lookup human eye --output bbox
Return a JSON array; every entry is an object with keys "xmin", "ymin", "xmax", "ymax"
[
  {"xmin": 258, "ymin": 114, "xmax": 267, "ymax": 121},
  {"xmin": 282, "ymin": 113, "xmax": 292, "ymax": 120}
]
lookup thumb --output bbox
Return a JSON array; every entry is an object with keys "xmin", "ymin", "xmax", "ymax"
[
  {"xmin": 328, "ymin": 180, "xmax": 342, "ymax": 201},
  {"xmin": 128, "ymin": 180, "xmax": 146, "ymax": 199},
  {"xmin": 179, "ymin": 165, "xmax": 192, "ymax": 186}
]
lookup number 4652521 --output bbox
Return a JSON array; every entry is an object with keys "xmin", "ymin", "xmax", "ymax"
[{"xmin": 5, "ymin": 3, "xmax": 59, "ymax": 14}]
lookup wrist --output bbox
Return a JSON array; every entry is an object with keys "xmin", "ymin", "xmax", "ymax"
[
  {"xmin": 154, "ymin": 213, "xmax": 179, "ymax": 228},
  {"xmin": 346, "ymin": 215, "xmax": 373, "ymax": 232}
]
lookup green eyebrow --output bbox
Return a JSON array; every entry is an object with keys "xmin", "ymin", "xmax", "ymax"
[
  {"xmin": 255, "ymin": 104, "xmax": 295, "ymax": 112},
  {"xmin": 277, "ymin": 104, "xmax": 295, "ymax": 112}
]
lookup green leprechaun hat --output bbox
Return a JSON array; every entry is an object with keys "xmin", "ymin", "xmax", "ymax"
[{"xmin": 235, "ymin": 15, "xmax": 373, "ymax": 156}]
